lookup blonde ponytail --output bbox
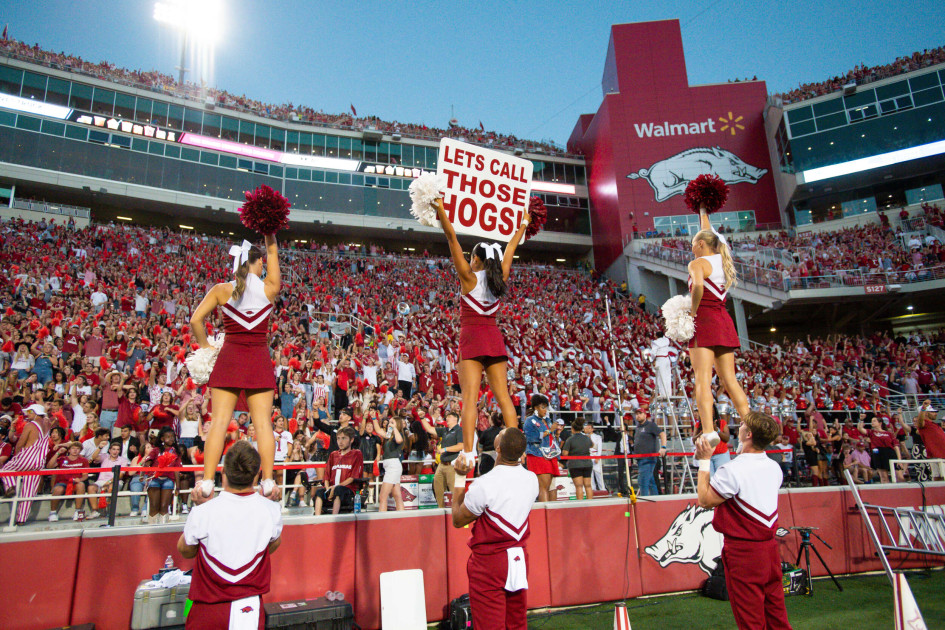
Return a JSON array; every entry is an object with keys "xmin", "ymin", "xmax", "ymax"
[
  {"xmin": 693, "ymin": 229, "xmax": 738, "ymax": 290},
  {"xmin": 232, "ymin": 263, "xmax": 249, "ymax": 302},
  {"xmin": 718, "ymin": 240, "xmax": 738, "ymax": 291}
]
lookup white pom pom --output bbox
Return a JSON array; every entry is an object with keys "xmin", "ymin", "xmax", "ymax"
[
  {"xmin": 408, "ymin": 172, "xmax": 447, "ymax": 227},
  {"xmin": 185, "ymin": 333, "xmax": 225, "ymax": 384},
  {"xmin": 661, "ymin": 295, "xmax": 695, "ymax": 343}
]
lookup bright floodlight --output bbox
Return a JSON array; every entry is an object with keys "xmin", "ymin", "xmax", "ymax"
[{"xmin": 154, "ymin": 0, "xmax": 223, "ymax": 44}]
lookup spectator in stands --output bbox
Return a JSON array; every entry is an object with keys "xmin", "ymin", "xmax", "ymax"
[
  {"xmin": 523, "ymin": 395, "xmax": 560, "ymax": 502},
  {"xmin": 632, "ymin": 408, "xmax": 666, "ymax": 496},
  {"xmin": 47, "ymin": 441, "xmax": 93, "ymax": 521},
  {"xmin": 376, "ymin": 414, "xmax": 406, "ymax": 511},
  {"xmin": 313, "ymin": 426, "xmax": 362, "ymax": 515},
  {"xmin": 2, "ymin": 403, "xmax": 53, "ymax": 523},
  {"xmin": 914, "ymin": 405, "xmax": 945, "ymax": 461},
  {"xmin": 844, "ymin": 441, "xmax": 873, "ymax": 483},
  {"xmin": 561, "ymin": 418, "xmax": 594, "ymax": 500},
  {"xmin": 93, "ymin": 440, "xmax": 130, "ymax": 514},
  {"xmin": 143, "ymin": 428, "xmax": 180, "ymax": 524},
  {"xmin": 857, "ymin": 417, "xmax": 900, "ymax": 483},
  {"xmin": 433, "ymin": 411, "xmax": 464, "ymax": 507}
]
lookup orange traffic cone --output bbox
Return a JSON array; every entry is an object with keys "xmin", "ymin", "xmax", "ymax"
[{"xmin": 613, "ymin": 603, "xmax": 631, "ymax": 630}]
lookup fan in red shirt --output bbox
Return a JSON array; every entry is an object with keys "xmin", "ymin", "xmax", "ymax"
[
  {"xmin": 313, "ymin": 426, "xmax": 362, "ymax": 516},
  {"xmin": 47, "ymin": 441, "xmax": 92, "ymax": 521},
  {"xmin": 857, "ymin": 417, "xmax": 901, "ymax": 483}
]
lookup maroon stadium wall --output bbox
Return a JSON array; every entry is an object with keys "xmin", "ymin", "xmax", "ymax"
[
  {"xmin": 569, "ymin": 20, "xmax": 781, "ymax": 271},
  {"xmin": 2, "ymin": 484, "xmax": 944, "ymax": 629}
]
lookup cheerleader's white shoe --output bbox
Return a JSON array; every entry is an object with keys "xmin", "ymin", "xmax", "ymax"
[
  {"xmin": 260, "ymin": 478, "xmax": 276, "ymax": 497},
  {"xmin": 198, "ymin": 479, "xmax": 214, "ymax": 497},
  {"xmin": 703, "ymin": 431, "xmax": 721, "ymax": 448}
]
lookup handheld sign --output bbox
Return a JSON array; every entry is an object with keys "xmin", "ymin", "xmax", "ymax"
[{"xmin": 436, "ymin": 138, "xmax": 533, "ymax": 241}]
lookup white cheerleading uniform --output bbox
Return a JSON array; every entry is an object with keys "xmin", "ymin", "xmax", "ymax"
[
  {"xmin": 184, "ymin": 491, "xmax": 283, "ymax": 629},
  {"xmin": 650, "ymin": 336, "xmax": 678, "ymax": 399}
]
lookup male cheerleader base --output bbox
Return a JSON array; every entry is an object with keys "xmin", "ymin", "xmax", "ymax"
[{"xmin": 451, "ymin": 428, "xmax": 538, "ymax": 630}]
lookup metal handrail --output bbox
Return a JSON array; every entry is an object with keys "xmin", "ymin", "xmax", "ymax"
[{"xmin": 9, "ymin": 199, "xmax": 91, "ymax": 219}]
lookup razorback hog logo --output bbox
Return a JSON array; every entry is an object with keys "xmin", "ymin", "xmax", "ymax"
[
  {"xmin": 627, "ymin": 147, "xmax": 768, "ymax": 202},
  {"xmin": 644, "ymin": 504, "xmax": 722, "ymax": 575},
  {"xmin": 240, "ymin": 606, "xmax": 254, "ymax": 613}
]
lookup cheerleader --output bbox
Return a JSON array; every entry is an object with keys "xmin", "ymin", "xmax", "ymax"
[
  {"xmin": 189, "ymin": 235, "xmax": 282, "ymax": 503},
  {"xmin": 433, "ymin": 198, "xmax": 529, "ymax": 461},
  {"xmin": 688, "ymin": 208, "xmax": 749, "ymax": 446}
]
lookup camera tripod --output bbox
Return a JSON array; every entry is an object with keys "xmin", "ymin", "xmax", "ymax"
[{"xmin": 792, "ymin": 526, "xmax": 842, "ymax": 595}]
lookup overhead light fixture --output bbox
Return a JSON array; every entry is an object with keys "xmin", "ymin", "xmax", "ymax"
[
  {"xmin": 770, "ymin": 327, "xmax": 777, "ymax": 332},
  {"xmin": 0, "ymin": 93, "xmax": 72, "ymax": 119},
  {"xmin": 116, "ymin": 216, "xmax": 133, "ymax": 221},
  {"xmin": 799, "ymin": 139, "xmax": 945, "ymax": 183},
  {"xmin": 556, "ymin": 258, "xmax": 566, "ymax": 262},
  {"xmin": 179, "ymin": 224, "xmax": 194, "ymax": 230},
  {"xmin": 531, "ymin": 181, "xmax": 577, "ymax": 195},
  {"xmin": 907, "ymin": 305, "xmax": 914, "ymax": 311}
]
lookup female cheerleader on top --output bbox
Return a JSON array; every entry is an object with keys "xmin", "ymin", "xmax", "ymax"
[
  {"xmin": 189, "ymin": 235, "xmax": 282, "ymax": 503},
  {"xmin": 688, "ymin": 207, "xmax": 749, "ymax": 446},
  {"xmin": 433, "ymin": 198, "xmax": 530, "ymax": 462}
]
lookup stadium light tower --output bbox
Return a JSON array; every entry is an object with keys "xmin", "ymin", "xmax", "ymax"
[{"xmin": 153, "ymin": 0, "xmax": 223, "ymax": 86}]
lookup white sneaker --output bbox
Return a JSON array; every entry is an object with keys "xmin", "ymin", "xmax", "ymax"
[
  {"xmin": 129, "ymin": 510, "xmax": 139, "ymax": 517},
  {"xmin": 87, "ymin": 510, "xmax": 100, "ymax": 520},
  {"xmin": 260, "ymin": 478, "xmax": 276, "ymax": 496},
  {"xmin": 198, "ymin": 479, "xmax": 214, "ymax": 497},
  {"xmin": 181, "ymin": 504, "xmax": 189, "ymax": 514},
  {"xmin": 72, "ymin": 511, "xmax": 81, "ymax": 521},
  {"xmin": 168, "ymin": 513, "xmax": 180, "ymax": 522},
  {"xmin": 48, "ymin": 513, "xmax": 59, "ymax": 522},
  {"xmin": 703, "ymin": 431, "xmax": 721, "ymax": 448},
  {"xmin": 144, "ymin": 514, "xmax": 154, "ymax": 524},
  {"xmin": 160, "ymin": 514, "xmax": 168, "ymax": 524}
]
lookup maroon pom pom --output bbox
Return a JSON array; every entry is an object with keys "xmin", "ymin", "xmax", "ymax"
[
  {"xmin": 239, "ymin": 184, "xmax": 291, "ymax": 235},
  {"xmin": 524, "ymin": 196, "xmax": 548, "ymax": 241},
  {"xmin": 684, "ymin": 174, "xmax": 729, "ymax": 214}
]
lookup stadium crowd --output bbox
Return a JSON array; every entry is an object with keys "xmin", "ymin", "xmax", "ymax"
[
  {"xmin": 774, "ymin": 45, "xmax": 945, "ymax": 104},
  {"xmin": 0, "ymin": 37, "xmax": 565, "ymax": 156},
  {"xmin": 643, "ymin": 207, "xmax": 945, "ymax": 290},
  {"xmin": 0, "ymin": 214, "xmax": 944, "ymax": 525}
]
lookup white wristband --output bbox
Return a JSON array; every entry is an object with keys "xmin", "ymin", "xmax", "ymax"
[{"xmin": 698, "ymin": 460, "xmax": 711, "ymax": 473}]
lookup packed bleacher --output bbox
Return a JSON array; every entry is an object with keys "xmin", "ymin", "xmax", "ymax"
[
  {"xmin": 0, "ymin": 37, "xmax": 567, "ymax": 156},
  {"xmin": 642, "ymin": 206, "xmax": 945, "ymax": 290},
  {"xmin": 774, "ymin": 45, "xmax": 945, "ymax": 105},
  {"xmin": 1, "ymin": 213, "xmax": 944, "ymax": 526}
]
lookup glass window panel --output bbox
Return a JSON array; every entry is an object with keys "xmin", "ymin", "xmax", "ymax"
[
  {"xmin": 912, "ymin": 86, "xmax": 943, "ymax": 108},
  {"xmin": 299, "ymin": 169, "xmax": 311, "ymax": 181},
  {"xmin": 69, "ymin": 82, "xmax": 92, "ymax": 111},
  {"xmin": 253, "ymin": 124, "xmax": 270, "ymax": 148},
  {"xmin": 895, "ymin": 95, "xmax": 913, "ymax": 109},
  {"xmin": 132, "ymin": 137, "xmax": 148, "ymax": 152},
  {"xmin": 15, "ymin": 115, "xmax": 41, "ymax": 131},
  {"xmin": 135, "ymin": 97, "xmax": 152, "ymax": 123},
  {"xmin": 787, "ymin": 105, "xmax": 813, "ymax": 122},
  {"xmin": 312, "ymin": 170, "xmax": 324, "ymax": 182},
  {"xmin": 0, "ymin": 66, "xmax": 22, "ymax": 96},
  {"xmin": 285, "ymin": 167, "xmax": 297, "ymax": 179},
  {"xmin": 376, "ymin": 141, "xmax": 388, "ymax": 163},
  {"xmin": 325, "ymin": 171, "xmax": 339, "ymax": 183},
  {"xmin": 200, "ymin": 151, "xmax": 218, "ymax": 166},
  {"xmin": 110, "ymin": 134, "xmax": 131, "ymax": 149},
  {"xmin": 875, "ymin": 80, "xmax": 909, "ymax": 101},
  {"xmin": 812, "ymin": 98, "xmax": 843, "ymax": 116},
  {"xmin": 311, "ymin": 134, "xmax": 325, "ymax": 156},
  {"xmin": 202, "ymin": 113, "xmax": 221, "ymax": 138},
  {"xmin": 88, "ymin": 129, "xmax": 109, "ymax": 144},
  {"xmin": 339, "ymin": 173, "xmax": 351, "ymax": 185},
  {"xmin": 252, "ymin": 161, "xmax": 267, "ymax": 175},
  {"xmin": 910, "ymin": 73, "xmax": 939, "ymax": 91},
  {"xmin": 788, "ymin": 119, "xmax": 815, "ymax": 137},
  {"xmin": 286, "ymin": 130, "xmax": 299, "ymax": 153},
  {"xmin": 183, "ymin": 108, "xmax": 203, "ymax": 134},
  {"xmin": 164, "ymin": 144, "xmax": 180, "ymax": 159},
  {"xmin": 180, "ymin": 147, "xmax": 200, "ymax": 162},
  {"xmin": 114, "ymin": 93, "xmax": 135, "ymax": 119},
  {"xmin": 237, "ymin": 158, "xmax": 252, "ymax": 171},
  {"xmin": 219, "ymin": 154, "xmax": 237, "ymax": 169},
  {"xmin": 325, "ymin": 135, "xmax": 338, "ymax": 156},
  {"xmin": 843, "ymin": 89, "xmax": 875, "ymax": 109},
  {"xmin": 41, "ymin": 119, "xmax": 65, "ymax": 136},
  {"xmin": 362, "ymin": 140, "xmax": 377, "ymax": 162},
  {"xmin": 64, "ymin": 124, "xmax": 87, "ymax": 140},
  {"xmin": 92, "ymin": 87, "xmax": 115, "ymax": 115},
  {"xmin": 20, "ymin": 71, "xmax": 46, "ymax": 100},
  {"xmin": 269, "ymin": 127, "xmax": 284, "ymax": 151},
  {"xmin": 426, "ymin": 147, "xmax": 438, "ymax": 169},
  {"xmin": 299, "ymin": 132, "xmax": 312, "ymax": 154},
  {"xmin": 148, "ymin": 141, "xmax": 164, "ymax": 156},
  {"xmin": 150, "ymin": 100, "xmax": 168, "ymax": 126},
  {"xmin": 816, "ymin": 112, "xmax": 847, "ymax": 130},
  {"xmin": 388, "ymin": 143, "xmax": 401, "ymax": 162},
  {"xmin": 396, "ymin": 143, "xmax": 409, "ymax": 164},
  {"xmin": 45, "ymin": 77, "xmax": 70, "ymax": 106},
  {"xmin": 220, "ymin": 116, "xmax": 238, "ymax": 141},
  {"xmin": 351, "ymin": 138, "xmax": 363, "ymax": 160},
  {"xmin": 239, "ymin": 120, "xmax": 255, "ymax": 145},
  {"xmin": 338, "ymin": 136, "xmax": 352, "ymax": 157},
  {"xmin": 167, "ymin": 104, "xmax": 184, "ymax": 130}
]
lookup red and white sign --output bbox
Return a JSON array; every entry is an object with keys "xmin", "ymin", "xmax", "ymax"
[
  {"xmin": 865, "ymin": 285, "xmax": 887, "ymax": 294},
  {"xmin": 437, "ymin": 138, "xmax": 532, "ymax": 241}
]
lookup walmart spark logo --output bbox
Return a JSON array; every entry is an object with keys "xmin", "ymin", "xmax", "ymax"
[{"xmin": 718, "ymin": 112, "xmax": 744, "ymax": 136}]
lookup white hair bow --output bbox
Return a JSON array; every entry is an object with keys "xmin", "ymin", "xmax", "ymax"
[
  {"xmin": 478, "ymin": 242, "xmax": 503, "ymax": 261},
  {"xmin": 229, "ymin": 240, "xmax": 252, "ymax": 273},
  {"xmin": 711, "ymin": 227, "xmax": 728, "ymax": 248}
]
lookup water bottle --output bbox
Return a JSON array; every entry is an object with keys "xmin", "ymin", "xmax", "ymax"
[
  {"xmin": 353, "ymin": 493, "xmax": 362, "ymax": 513},
  {"xmin": 164, "ymin": 555, "xmax": 174, "ymax": 570}
]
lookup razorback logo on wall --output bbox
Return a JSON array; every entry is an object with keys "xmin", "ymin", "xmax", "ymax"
[{"xmin": 568, "ymin": 19, "xmax": 781, "ymax": 272}]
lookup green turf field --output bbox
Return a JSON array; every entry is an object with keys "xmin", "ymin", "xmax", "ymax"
[{"xmin": 524, "ymin": 570, "xmax": 945, "ymax": 629}]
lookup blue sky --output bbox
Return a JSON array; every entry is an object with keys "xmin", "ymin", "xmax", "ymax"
[{"xmin": 2, "ymin": 0, "xmax": 943, "ymax": 145}]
